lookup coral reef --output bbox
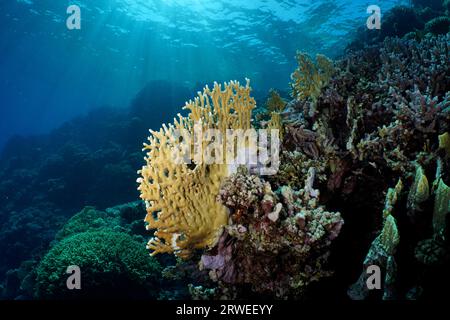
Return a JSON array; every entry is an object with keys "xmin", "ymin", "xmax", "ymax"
[
  {"xmin": 0, "ymin": 202, "xmax": 165, "ymax": 300},
  {"xmin": 312, "ymin": 34, "xmax": 449, "ymax": 300},
  {"xmin": 135, "ymin": 31, "xmax": 448, "ymax": 300},
  {"xmin": 29, "ymin": 202, "xmax": 169, "ymax": 299},
  {"xmin": 1, "ymin": 1, "xmax": 449, "ymax": 301}
]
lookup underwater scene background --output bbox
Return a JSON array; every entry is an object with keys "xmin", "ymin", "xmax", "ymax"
[{"xmin": 0, "ymin": 0, "xmax": 449, "ymax": 301}]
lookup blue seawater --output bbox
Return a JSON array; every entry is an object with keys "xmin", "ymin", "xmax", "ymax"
[{"xmin": 0, "ymin": 0, "xmax": 407, "ymax": 148}]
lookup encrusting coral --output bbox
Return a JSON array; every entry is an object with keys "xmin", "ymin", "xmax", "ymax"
[{"xmin": 138, "ymin": 80, "xmax": 255, "ymax": 259}]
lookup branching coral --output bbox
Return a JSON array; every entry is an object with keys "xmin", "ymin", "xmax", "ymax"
[
  {"xmin": 267, "ymin": 111, "xmax": 284, "ymax": 140},
  {"xmin": 266, "ymin": 89, "xmax": 286, "ymax": 113},
  {"xmin": 284, "ymin": 125, "xmax": 320, "ymax": 159},
  {"xmin": 290, "ymin": 52, "xmax": 335, "ymax": 106},
  {"xmin": 217, "ymin": 166, "xmax": 265, "ymax": 214},
  {"xmin": 280, "ymin": 34, "xmax": 449, "ymax": 300},
  {"xmin": 273, "ymin": 150, "xmax": 327, "ymax": 189},
  {"xmin": 138, "ymin": 80, "xmax": 256, "ymax": 258},
  {"xmin": 379, "ymin": 35, "xmax": 449, "ymax": 97},
  {"xmin": 184, "ymin": 80, "xmax": 255, "ymax": 134}
]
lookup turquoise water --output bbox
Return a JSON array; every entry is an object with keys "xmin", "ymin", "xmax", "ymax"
[{"xmin": 0, "ymin": 0, "xmax": 406, "ymax": 148}]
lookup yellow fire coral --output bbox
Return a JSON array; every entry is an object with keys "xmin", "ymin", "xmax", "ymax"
[
  {"xmin": 267, "ymin": 111, "xmax": 284, "ymax": 140},
  {"xmin": 266, "ymin": 89, "xmax": 286, "ymax": 113},
  {"xmin": 290, "ymin": 52, "xmax": 334, "ymax": 103},
  {"xmin": 138, "ymin": 79, "xmax": 256, "ymax": 258}
]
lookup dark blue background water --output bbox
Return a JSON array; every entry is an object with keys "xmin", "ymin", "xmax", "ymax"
[{"xmin": 0, "ymin": 0, "xmax": 406, "ymax": 149}]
